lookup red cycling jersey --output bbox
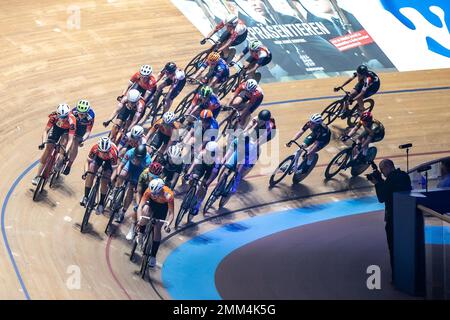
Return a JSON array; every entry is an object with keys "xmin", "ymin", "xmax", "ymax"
[
  {"xmin": 250, "ymin": 46, "xmax": 270, "ymax": 60},
  {"xmin": 88, "ymin": 143, "xmax": 119, "ymax": 165},
  {"xmin": 214, "ymin": 19, "xmax": 247, "ymax": 43},
  {"xmin": 46, "ymin": 112, "xmax": 76, "ymax": 135},
  {"xmin": 130, "ymin": 72, "xmax": 157, "ymax": 92},
  {"xmin": 235, "ymin": 82, "xmax": 264, "ymax": 105}
]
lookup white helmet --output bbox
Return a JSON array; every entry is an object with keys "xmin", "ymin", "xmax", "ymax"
[
  {"xmin": 310, "ymin": 113, "xmax": 323, "ymax": 124},
  {"xmin": 205, "ymin": 141, "xmax": 218, "ymax": 153},
  {"xmin": 167, "ymin": 145, "xmax": 182, "ymax": 159},
  {"xmin": 163, "ymin": 111, "xmax": 176, "ymax": 124},
  {"xmin": 56, "ymin": 103, "xmax": 70, "ymax": 118},
  {"xmin": 139, "ymin": 64, "xmax": 152, "ymax": 76},
  {"xmin": 225, "ymin": 14, "xmax": 238, "ymax": 26},
  {"xmin": 149, "ymin": 178, "xmax": 165, "ymax": 194},
  {"xmin": 98, "ymin": 137, "xmax": 112, "ymax": 152},
  {"xmin": 249, "ymin": 39, "xmax": 262, "ymax": 51},
  {"xmin": 130, "ymin": 125, "xmax": 144, "ymax": 139},
  {"xmin": 245, "ymin": 79, "xmax": 258, "ymax": 92},
  {"xmin": 127, "ymin": 89, "xmax": 141, "ymax": 103}
]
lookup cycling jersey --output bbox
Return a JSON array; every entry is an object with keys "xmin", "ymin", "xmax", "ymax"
[
  {"xmin": 200, "ymin": 58, "xmax": 230, "ymax": 81},
  {"xmin": 235, "ymin": 83, "xmax": 264, "ymax": 105},
  {"xmin": 142, "ymin": 186, "xmax": 174, "ymax": 205},
  {"xmin": 191, "ymin": 93, "xmax": 221, "ymax": 117},
  {"xmin": 122, "ymin": 148, "xmax": 151, "ymax": 167},
  {"xmin": 138, "ymin": 168, "xmax": 159, "ymax": 186},
  {"xmin": 198, "ymin": 118, "xmax": 219, "ymax": 142},
  {"xmin": 130, "ymin": 72, "xmax": 157, "ymax": 92},
  {"xmin": 354, "ymin": 71, "xmax": 380, "ymax": 91},
  {"xmin": 161, "ymin": 69, "xmax": 185, "ymax": 86},
  {"xmin": 46, "ymin": 112, "xmax": 77, "ymax": 135},
  {"xmin": 119, "ymin": 132, "xmax": 147, "ymax": 150},
  {"xmin": 243, "ymin": 45, "xmax": 271, "ymax": 64},
  {"xmin": 214, "ymin": 19, "xmax": 247, "ymax": 43},
  {"xmin": 160, "ymin": 154, "xmax": 183, "ymax": 174},
  {"xmin": 149, "ymin": 118, "xmax": 177, "ymax": 137},
  {"xmin": 88, "ymin": 143, "xmax": 119, "ymax": 165},
  {"xmin": 251, "ymin": 117, "xmax": 276, "ymax": 143},
  {"xmin": 360, "ymin": 119, "xmax": 384, "ymax": 137},
  {"xmin": 302, "ymin": 122, "xmax": 331, "ymax": 143},
  {"xmin": 71, "ymin": 108, "xmax": 95, "ymax": 136}
]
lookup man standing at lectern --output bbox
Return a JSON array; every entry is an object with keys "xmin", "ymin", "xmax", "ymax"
[{"xmin": 368, "ymin": 159, "xmax": 412, "ymax": 284}]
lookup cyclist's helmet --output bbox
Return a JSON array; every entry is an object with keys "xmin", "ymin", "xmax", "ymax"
[
  {"xmin": 245, "ymin": 79, "xmax": 258, "ymax": 92},
  {"xmin": 200, "ymin": 109, "xmax": 213, "ymax": 120},
  {"xmin": 167, "ymin": 145, "xmax": 182, "ymax": 159},
  {"xmin": 149, "ymin": 162, "xmax": 163, "ymax": 176},
  {"xmin": 76, "ymin": 100, "xmax": 90, "ymax": 113},
  {"xmin": 149, "ymin": 178, "xmax": 165, "ymax": 194},
  {"xmin": 207, "ymin": 51, "xmax": 220, "ymax": 64},
  {"xmin": 164, "ymin": 62, "xmax": 177, "ymax": 74},
  {"xmin": 360, "ymin": 111, "xmax": 373, "ymax": 124},
  {"xmin": 135, "ymin": 144, "xmax": 147, "ymax": 159},
  {"xmin": 56, "ymin": 103, "xmax": 70, "ymax": 118},
  {"xmin": 258, "ymin": 109, "xmax": 271, "ymax": 121},
  {"xmin": 163, "ymin": 111, "xmax": 176, "ymax": 124},
  {"xmin": 127, "ymin": 89, "xmax": 141, "ymax": 103},
  {"xmin": 225, "ymin": 14, "xmax": 238, "ymax": 26},
  {"xmin": 199, "ymin": 86, "xmax": 213, "ymax": 99},
  {"xmin": 356, "ymin": 64, "xmax": 368, "ymax": 76},
  {"xmin": 98, "ymin": 137, "xmax": 112, "ymax": 152},
  {"xmin": 130, "ymin": 125, "xmax": 144, "ymax": 139},
  {"xmin": 139, "ymin": 64, "xmax": 152, "ymax": 77},
  {"xmin": 249, "ymin": 40, "xmax": 262, "ymax": 51},
  {"xmin": 310, "ymin": 113, "xmax": 323, "ymax": 125},
  {"xmin": 205, "ymin": 141, "xmax": 218, "ymax": 153}
]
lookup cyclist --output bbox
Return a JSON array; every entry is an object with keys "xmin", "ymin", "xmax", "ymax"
[
  {"xmin": 153, "ymin": 62, "xmax": 186, "ymax": 113},
  {"xmin": 226, "ymin": 79, "xmax": 264, "ymax": 128},
  {"xmin": 160, "ymin": 144, "xmax": 184, "ymax": 189},
  {"xmin": 64, "ymin": 100, "xmax": 95, "ymax": 175},
  {"xmin": 286, "ymin": 113, "xmax": 331, "ymax": 174},
  {"xmin": 134, "ymin": 178, "xmax": 174, "ymax": 268},
  {"xmin": 117, "ymin": 125, "xmax": 147, "ymax": 159},
  {"xmin": 191, "ymin": 51, "xmax": 230, "ymax": 89},
  {"xmin": 334, "ymin": 64, "xmax": 380, "ymax": 118},
  {"xmin": 103, "ymin": 89, "xmax": 145, "ymax": 144},
  {"xmin": 184, "ymin": 85, "xmax": 221, "ymax": 119},
  {"xmin": 184, "ymin": 141, "xmax": 222, "ymax": 220},
  {"xmin": 32, "ymin": 104, "xmax": 76, "ymax": 186},
  {"xmin": 125, "ymin": 161, "xmax": 164, "ymax": 240},
  {"xmin": 203, "ymin": 14, "xmax": 248, "ymax": 61},
  {"xmin": 221, "ymin": 109, "xmax": 275, "ymax": 193},
  {"xmin": 111, "ymin": 144, "xmax": 152, "ymax": 223},
  {"xmin": 183, "ymin": 109, "xmax": 219, "ymax": 151},
  {"xmin": 232, "ymin": 39, "xmax": 272, "ymax": 79},
  {"xmin": 80, "ymin": 137, "xmax": 119, "ymax": 214},
  {"xmin": 342, "ymin": 111, "xmax": 385, "ymax": 163},
  {"xmin": 145, "ymin": 111, "xmax": 178, "ymax": 156},
  {"xmin": 119, "ymin": 65, "xmax": 157, "ymax": 104}
]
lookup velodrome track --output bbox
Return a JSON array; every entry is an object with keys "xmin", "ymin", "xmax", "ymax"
[{"xmin": 0, "ymin": 0, "xmax": 449, "ymax": 299}]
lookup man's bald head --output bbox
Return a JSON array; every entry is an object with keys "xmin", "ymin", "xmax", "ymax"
[{"xmin": 380, "ymin": 159, "xmax": 395, "ymax": 178}]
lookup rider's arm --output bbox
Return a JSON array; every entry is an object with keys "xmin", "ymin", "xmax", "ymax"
[
  {"xmin": 137, "ymin": 190, "xmax": 149, "ymax": 226},
  {"xmin": 337, "ymin": 73, "xmax": 357, "ymax": 89},
  {"xmin": 347, "ymin": 123, "xmax": 361, "ymax": 137},
  {"xmin": 206, "ymin": 21, "xmax": 224, "ymax": 39},
  {"xmin": 167, "ymin": 198, "xmax": 175, "ymax": 227},
  {"xmin": 65, "ymin": 116, "xmax": 77, "ymax": 155},
  {"xmin": 128, "ymin": 100, "xmax": 145, "ymax": 129},
  {"xmin": 290, "ymin": 126, "xmax": 306, "ymax": 143},
  {"xmin": 233, "ymin": 47, "xmax": 248, "ymax": 63},
  {"xmin": 218, "ymin": 35, "xmax": 234, "ymax": 52}
]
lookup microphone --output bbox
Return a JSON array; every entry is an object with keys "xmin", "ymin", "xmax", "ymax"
[{"xmin": 399, "ymin": 143, "xmax": 412, "ymax": 149}]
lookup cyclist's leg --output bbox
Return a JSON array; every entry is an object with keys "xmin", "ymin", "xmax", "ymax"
[
  {"xmin": 97, "ymin": 163, "xmax": 112, "ymax": 212},
  {"xmin": 33, "ymin": 126, "xmax": 63, "ymax": 183},
  {"xmin": 81, "ymin": 159, "xmax": 99, "ymax": 205},
  {"xmin": 149, "ymin": 202, "xmax": 169, "ymax": 266}
]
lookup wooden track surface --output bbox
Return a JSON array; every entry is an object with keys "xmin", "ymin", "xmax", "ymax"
[{"xmin": 0, "ymin": 0, "xmax": 449, "ymax": 299}]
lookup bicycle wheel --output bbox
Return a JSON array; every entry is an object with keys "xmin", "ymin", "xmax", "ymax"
[
  {"xmin": 269, "ymin": 155, "xmax": 295, "ymax": 187},
  {"xmin": 219, "ymin": 173, "xmax": 235, "ymax": 208},
  {"xmin": 217, "ymin": 74, "xmax": 238, "ymax": 100},
  {"xmin": 325, "ymin": 149, "xmax": 351, "ymax": 180},
  {"xmin": 32, "ymin": 177, "xmax": 45, "ymax": 202},
  {"xmin": 105, "ymin": 187, "xmax": 124, "ymax": 234},
  {"xmin": 293, "ymin": 154, "xmax": 319, "ymax": 184},
  {"xmin": 175, "ymin": 186, "xmax": 196, "ymax": 228},
  {"xmin": 351, "ymin": 147, "xmax": 378, "ymax": 177},
  {"xmin": 174, "ymin": 90, "xmax": 196, "ymax": 116},
  {"xmin": 321, "ymin": 100, "xmax": 343, "ymax": 125},
  {"xmin": 184, "ymin": 50, "xmax": 210, "ymax": 78},
  {"xmin": 81, "ymin": 183, "xmax": 98, "ymax": 233},
  {"xmin": 218, "ymin": 115, "xmax": 233, "ymax": 139},
  {"xmin": 49, "ymin": 168, "xmax": 60, "ymax": 188},
  {"xmin": 140, "ymin": 227, "xmax": 154, "ymax": 278},
  {"xmin": 203, "ymin": 176, "xmax": 227, "ymax": 214},
  {"xmin": 130, "ymin": 239, "xmax": 138, "ymax": 262},
  {"xmin": 346, "ymin": 99, "xmax": 375, "ymax": 128}
]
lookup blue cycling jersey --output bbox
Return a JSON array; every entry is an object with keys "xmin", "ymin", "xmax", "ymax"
[
  {"xmin": 201, "ymin": 58, "xmax": 230, "ymax": 80},
  {"xmin": 122, "ymin": 148, "xmax": 151, "ymax": 168},
  {"xmin": 71, "ymin": 108, "xmax": 95, "ymax": 127}
]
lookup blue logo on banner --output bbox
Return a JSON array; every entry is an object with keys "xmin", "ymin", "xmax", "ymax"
[{"xmin": 380, "ymin": 0, "xmax": 450, "ymax": 58}]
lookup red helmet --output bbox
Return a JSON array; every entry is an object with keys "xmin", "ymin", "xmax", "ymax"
[
  {"xmin": 149, "ymin": 162, "xmax": 163, "ymax": 176},
  {"xmin": 361, "ymin": 111, "xmax": 373, "ymax": 123}
]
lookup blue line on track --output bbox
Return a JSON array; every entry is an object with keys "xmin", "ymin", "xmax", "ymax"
[{"xmin": 1, "ymin": 84, "xmax": 449, "ymax": 299}]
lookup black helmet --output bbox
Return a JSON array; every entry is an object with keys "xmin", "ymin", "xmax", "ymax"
[
  {"xmin": 135, "ymin": 144, "xmax": 147, "ymax": 159},
  {"xmin": 165, "ymin": 62, "xmax": 177, "ymax": 74},
  {"xmin": 258, "ymin": 109, "xmax": 271, "ymax": 121},
  {"xmin": 356, "ymin": 64, "xmax": 368, "ymax": 75}
]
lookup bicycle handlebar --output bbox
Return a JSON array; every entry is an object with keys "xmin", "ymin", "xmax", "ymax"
[
  {"xmin": 223, "ymin": 105, "xmax": 240, "ymax": 118},
  {"xmin": 287, "ymin": 140, "xmax": 305, "ymax": 150}
]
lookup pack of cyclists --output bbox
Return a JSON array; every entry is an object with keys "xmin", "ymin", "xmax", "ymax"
[{"xmin": 31, "ymin": 15, "xmax": 386, "ymax": 272}]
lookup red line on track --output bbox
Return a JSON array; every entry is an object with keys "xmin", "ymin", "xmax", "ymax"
[{"xmin": 105, "ymin": 235, "xmax": 133, "ymax": 300}]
